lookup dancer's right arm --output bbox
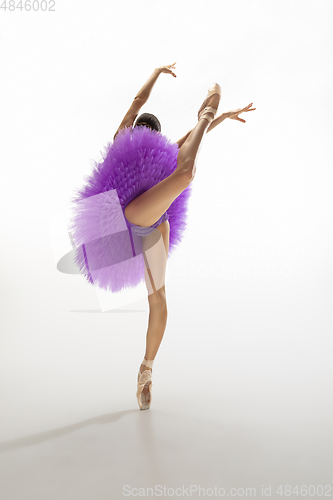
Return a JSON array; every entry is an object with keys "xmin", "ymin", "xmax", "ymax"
[
  {"xmin": 206, "ymin": 113, "xmax": 228, "ymax": 132},
  {"xmin": 176, "ymin": 113, "xmax": 227, "ymax": 147}
]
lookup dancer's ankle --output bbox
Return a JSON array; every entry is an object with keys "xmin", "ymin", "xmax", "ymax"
[{"xmin": 140, "ymin": 357, "xmax": 154, "ymax": 372}]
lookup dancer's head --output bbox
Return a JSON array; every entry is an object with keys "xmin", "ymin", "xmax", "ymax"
[{"xmin": 134, "ymin": 113, "xmax": 161, "ymax": 133}]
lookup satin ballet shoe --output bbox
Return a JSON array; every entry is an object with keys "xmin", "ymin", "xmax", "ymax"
[
  {"xmin": 137, "ymin": 358, "xmax": 154, "ymax": 410},
  {"xmin": 197, "ymin": 83, "xmax": 222, "ymax": 125}
]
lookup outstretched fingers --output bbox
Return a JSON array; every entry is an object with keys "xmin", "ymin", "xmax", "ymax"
[{"xmin": 243, "ymin": 102, "xmax": 256, "ymax": 111}]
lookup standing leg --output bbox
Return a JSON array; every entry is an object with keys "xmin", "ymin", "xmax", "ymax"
[
  {"xmin": 137, "ymin": 220, "xmax": 169, "ymax": 409},
  {"xmin": 143, "ymin": 219, "xmax": 169, "ymax": 359}
]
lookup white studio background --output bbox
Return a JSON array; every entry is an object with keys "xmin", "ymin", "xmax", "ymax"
[{"xmin": 0, "ymin": 0, "xmax": 333, "ymax": 498}]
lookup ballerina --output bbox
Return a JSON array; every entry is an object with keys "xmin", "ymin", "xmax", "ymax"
[{"xmin": 69, "ymin": 62, "xmax": 255, "ymax": 410}]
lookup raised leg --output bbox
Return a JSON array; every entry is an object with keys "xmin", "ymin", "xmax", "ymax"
[{"xmin": 124, "ymin": 100, "xmax": 218, "ymax": 228}]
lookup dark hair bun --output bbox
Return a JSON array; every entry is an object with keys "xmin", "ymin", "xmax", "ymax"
[{"xmin": 135, "ymin": 113, "xmax": 161, "ymax": 133}]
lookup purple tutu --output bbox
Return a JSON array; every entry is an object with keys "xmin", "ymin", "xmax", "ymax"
[{"xmin": 68, "ymin": 125, "xmax": 192, "ymax": 293}]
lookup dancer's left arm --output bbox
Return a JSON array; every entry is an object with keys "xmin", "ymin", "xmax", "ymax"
[
  {"xmin": 135, "ymin": 63, "xmax": 177, "ymax": 102},
  {"xmin": 113, "ymin": 64, "xmax": 177, "ymax": 141}
]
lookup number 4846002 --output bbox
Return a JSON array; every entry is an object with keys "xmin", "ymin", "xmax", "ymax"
[
  {"xmin": 0, "ymin": 0, "xmax": 55, "ymax": 11},
  {"xmin": 276, "ymin": 484, "xmax": 332, "ymax": 496}
]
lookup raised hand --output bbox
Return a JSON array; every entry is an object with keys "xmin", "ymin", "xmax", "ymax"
[
  {"xmin": 157, "ymin": 62, "xmax": 177, "ymax": 77},
  {"xmin": 225, "ymin": 103, "xmax": 256, "ymax": 123}
]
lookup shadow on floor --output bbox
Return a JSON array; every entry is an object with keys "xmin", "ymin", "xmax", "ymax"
[{"xmin": 0, "ymin": 409, "xmax": 138, "ymax": 453}]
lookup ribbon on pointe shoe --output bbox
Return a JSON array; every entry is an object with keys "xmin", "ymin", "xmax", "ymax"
[
  {"xmin": 142, "ymin": 358, "xmax": 154, "ymax": 369},
  {"xmin": 197, "ymin": 83, "xmax": 221, "ymax": 125},
  {"xmin": 138, "ymin": 369, "xmax": 152, "ymax": 387},
  {"xmin": 198, "ymin": 106, "xmax": 217, "ymax": 125},
  {"xmin": 137, "ymin": 369, "xmax": 153, "ymax": 409}
]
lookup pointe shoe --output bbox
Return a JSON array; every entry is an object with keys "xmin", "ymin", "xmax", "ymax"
[
  {"xmin": 197, "ymin": 83, "xmax": 221, "ymax": 125},
  {"xmin": 136, "ymin": 358, "xmax": 154, "ymax": 410}
]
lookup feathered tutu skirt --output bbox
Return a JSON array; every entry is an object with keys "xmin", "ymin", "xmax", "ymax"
[{"xmin": 67, "ymin": 125, "xmax": 192, "ymax": 293}]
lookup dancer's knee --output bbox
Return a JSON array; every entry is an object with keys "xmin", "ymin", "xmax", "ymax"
[
  {"xmin": 148, "ymin": 287, "xmax": 167, "ymax": 307},
  {"xmin": 176, "ymin": 158, "xmax": 196, "ymax": 183}
]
